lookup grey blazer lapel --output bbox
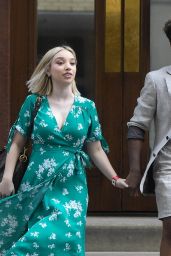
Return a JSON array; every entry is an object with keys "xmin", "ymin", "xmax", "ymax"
[
  {"xmin": 166, "ymin": 66, "xmax": 171, "ymax": 95},
  {"xmin": 166, "ymin": 66, "xmax": 171, "ymax": 75}
]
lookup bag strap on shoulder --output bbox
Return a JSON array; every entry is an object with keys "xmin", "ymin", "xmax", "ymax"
[{"xmin": 32, "ymin": 96, "xmax": 43, "ymax": 120}]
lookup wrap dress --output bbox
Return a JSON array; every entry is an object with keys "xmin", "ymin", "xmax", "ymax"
[{"xmin": 0, "ymin": 94, "xmax": 108, "ymax": 256}]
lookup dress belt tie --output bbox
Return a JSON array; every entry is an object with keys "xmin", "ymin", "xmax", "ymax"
[{"xmin": 32, "ymin": 145, "xmax": 92, "ymax": 173}]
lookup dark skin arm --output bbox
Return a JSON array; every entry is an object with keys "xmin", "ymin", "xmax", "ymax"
[{"xmin": 126, "ymin": 139, "xmax": 143, "ymax": 196}]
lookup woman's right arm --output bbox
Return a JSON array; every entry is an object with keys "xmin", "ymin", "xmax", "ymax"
[{"xmin": 0, "ymin": 132, "xmax": 26, "ymax": 197}]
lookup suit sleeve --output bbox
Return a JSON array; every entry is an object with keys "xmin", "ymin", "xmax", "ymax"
[{"xmin": 127, "ymin": 73, "xmax": 157, "ymax": 131}]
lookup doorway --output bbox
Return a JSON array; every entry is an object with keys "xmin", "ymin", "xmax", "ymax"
[
  {"xmin": 37, "ymin": 0, "xmax": 95, "ymax": 100},
  {"xmin": 37, "ymin": 0, "xmax": 157, "ymax": 213},
  {"xmin": 87, "ymin": 0, "xmax": 157, "ymax": 213}
]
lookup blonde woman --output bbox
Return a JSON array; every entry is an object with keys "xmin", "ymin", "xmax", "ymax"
[{"xmin": 0, "ymin": 46, "xmax": 128, "ymax": 255}]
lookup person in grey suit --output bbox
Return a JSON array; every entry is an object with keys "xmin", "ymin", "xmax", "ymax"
[{"xmin": 127, "ymin": 20, "xmax": 171, "ymax": 256}]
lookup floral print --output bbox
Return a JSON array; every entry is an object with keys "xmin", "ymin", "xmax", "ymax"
[{"xmin": 0, "ymin": 94, "xmax": 108, "ymax": 256}]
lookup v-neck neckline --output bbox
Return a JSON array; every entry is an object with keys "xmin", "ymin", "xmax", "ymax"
[{"xmin": 46, "ymin": 95, "xmax": 76, "ymax": 132}]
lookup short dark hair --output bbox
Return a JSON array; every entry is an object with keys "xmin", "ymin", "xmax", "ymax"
[{"xmin": 163, "ymin": 20, "xmax": 171, "ymax": 43}]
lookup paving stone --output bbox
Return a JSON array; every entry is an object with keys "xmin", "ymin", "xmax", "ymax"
[{"xmin": 86, "ymin": 217, "xmax": 162, "ymax": 252}]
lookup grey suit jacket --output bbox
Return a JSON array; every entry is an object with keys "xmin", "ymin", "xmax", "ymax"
[{"xmin": 127, "ymin": 65, "xmax": 171, "ymax": 194}]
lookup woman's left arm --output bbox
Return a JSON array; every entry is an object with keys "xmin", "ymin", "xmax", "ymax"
[{"xmin": 86, "ymin": 141, "xmax": 128, "ymax": 189}]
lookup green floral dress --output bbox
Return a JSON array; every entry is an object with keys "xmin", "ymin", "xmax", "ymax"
[{"xmin": 0, "ymin": 94, "xmax": 108, "ymax": 256}]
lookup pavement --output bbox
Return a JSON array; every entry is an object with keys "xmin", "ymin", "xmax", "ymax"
[{"xmin": 86, "ymin": 217, "xmax": 162, "ymax": 252}]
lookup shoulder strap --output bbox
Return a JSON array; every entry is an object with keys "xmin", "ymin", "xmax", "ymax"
[{"xmin": 32, "ymin": 96, "xmax": 43, "ymax": 120}]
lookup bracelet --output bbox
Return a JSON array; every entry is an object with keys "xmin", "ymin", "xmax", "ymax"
[
  {"xmin": 112, "ymin": 175, "xmax": 120, "ymax": 181},
  {"xmin": 112, "ymin": 175, "xmax": 120, "ymax": 186}
]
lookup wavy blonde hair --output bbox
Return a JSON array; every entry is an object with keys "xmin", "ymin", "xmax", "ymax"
[{"xmin": 27, "ymin": 45, "xmax": 80, "ymax": 96}]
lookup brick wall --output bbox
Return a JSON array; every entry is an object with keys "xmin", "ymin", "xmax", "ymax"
[{"xmin": 38, "ymin": 0, "xmax": 94, "ymax": 11}]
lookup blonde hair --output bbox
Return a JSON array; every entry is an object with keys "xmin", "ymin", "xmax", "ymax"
[{"xmin": 27, "ymin": 45, "xmax": 80, "ymax": 96}]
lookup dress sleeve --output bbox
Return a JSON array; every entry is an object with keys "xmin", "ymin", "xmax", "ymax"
[
  {"xmin": 86, "ymin": 101, "xmax": 109, "ymax": 153},
  {"xmin": 6, "ymin": 94, "xmax": 37, "ymax": 152}
]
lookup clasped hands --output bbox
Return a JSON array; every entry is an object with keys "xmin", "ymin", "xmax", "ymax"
[
  {"xmin": 112, "ymin": 178, "xmax": 129, "ymax": 189},
  {"xmin": 113, "ymin": 172, "xmax": 142, "ymax": 196}
]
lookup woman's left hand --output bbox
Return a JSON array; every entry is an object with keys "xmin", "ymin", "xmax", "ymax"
[{"xmin": 115, "ymin": 178, "xmax": 129, "ymax": 189}]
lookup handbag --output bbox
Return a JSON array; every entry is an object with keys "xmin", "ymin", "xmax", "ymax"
[{"xmin": 0, "ymin": 95, "xmax": 42, "ymax": 192}]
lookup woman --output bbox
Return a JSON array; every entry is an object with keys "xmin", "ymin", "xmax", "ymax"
[{"xmin": 0, "ymin": 45, "xmax": 128, "ymax": 255}]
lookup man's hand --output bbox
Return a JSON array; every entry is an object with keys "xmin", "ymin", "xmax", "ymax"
[{"xmin": 126, "ymin": 171, "xmax": 142, "ymax": 197}]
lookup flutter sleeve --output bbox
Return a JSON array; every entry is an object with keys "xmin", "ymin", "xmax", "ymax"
[
  {"xmin": 6, "ymin": 94, "xmax": 37, "ymax": 152},
  {"xmin": 86, "ymin": 100, "xmax": 109, "ymax": 153}
]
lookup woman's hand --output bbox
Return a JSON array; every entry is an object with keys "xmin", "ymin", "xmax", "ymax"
[
  {"xmin": 114, "ymin": 178, "xmax": 129, "ymax": 189},
  {"xmin": 0, "ymin": 178, "xmax": 15, "ymax": 198},
  {"xmin": 0, "ymin": 131, "xmax": 26, "ymax": 199}
]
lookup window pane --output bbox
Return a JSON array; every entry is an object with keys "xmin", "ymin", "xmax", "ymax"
[
  {"xmin": 105, "ymin": 0, "xmax": 121, "ymax": 72},
  {"xmin": 124, "ymin": 0, "xmax": 140, "ymax": 72}
]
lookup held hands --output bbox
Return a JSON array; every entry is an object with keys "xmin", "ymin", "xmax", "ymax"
[
  {"xmin": 126, "ymin": 171, "xmax": 142, "ymax": 197},
  {"xmin": 0, "ymin": 178, "xmax": 15, "ymax": 198},
  {"xmin": 112, "ymin": 176, "xmax": 129, "ymax": 189}
]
